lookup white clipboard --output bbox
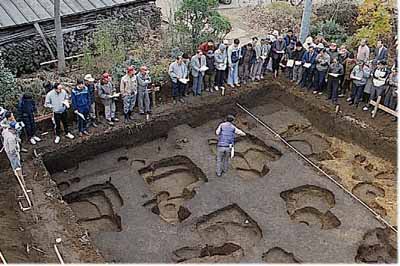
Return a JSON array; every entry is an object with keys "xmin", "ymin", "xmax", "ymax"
[{"xmin": 286, "ymin": 60, "xmax": 294, "ymax": 67}]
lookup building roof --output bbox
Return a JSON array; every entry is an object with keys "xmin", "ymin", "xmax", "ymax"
[{"xmin": 0, "ymin": 0, "xmax": 140, "ymax": 29}]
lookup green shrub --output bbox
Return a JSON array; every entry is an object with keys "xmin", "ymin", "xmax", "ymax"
[
  {"xmin": 0, "ymin": 58, "xmax": 19, "ymax": 110},
  {"xmin": 311, "ymin": 19, "xmax": 349, "ymax": 45}
]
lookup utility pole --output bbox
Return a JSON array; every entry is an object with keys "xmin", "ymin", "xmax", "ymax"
[
  {"xmin": 299, "ymin": 0, "xmax": 313, "ymax": 43},
  {"xmin": 54, "ymin": 0, "xmax": 66, "ymax": 74}
]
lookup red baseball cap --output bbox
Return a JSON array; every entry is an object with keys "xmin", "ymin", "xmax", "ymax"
[
  {"xmin": 102, "ymin": 72, "xmax": 110, "ymax": 80},
  {"xmin": 127, "ymin": 66, "xmax": 135, "ymax": 73}
]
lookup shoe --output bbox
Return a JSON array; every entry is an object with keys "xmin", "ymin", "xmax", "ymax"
[
  {"xmin": 92, "ymin": 122, "xmax": 98, "ymax": 128},
  {"xmin": 214, "ymin": 86, "xmax": 219, "ymax": 91},
  {"xmin": 243, "ymin": 81, "xmax": 247, "ymax": 85},
  {"xmin": 216, "ymin": 173, "xmax": 222, "ymax": 177},
  {"xmin": 362, "ymin": 106, "xmax": 369, "ymax": 111},
  {"xmin": 55, "ymin": 136, "xmax": 61, "ymax": 144},
  {"xmin": 261, "ymin": 75, "xmax": 264, "ymax": 79},
  {"xmin": 348, "ymin": 102, "xmax": 354, "ymax": 106},
  {"xmin": 219, "ymin": 86, "xmax": 225, "ymax": 91},
  {"xmin": 179, "ymin": 98, "xmax": 185, "ymax": 103},
  {"xmin": 30, "ymin": 138, "xmax": 37, "ymax": 145},
  {"xmin": 346, "ymin": 97, "xmax": 352, "ymax": 102},
  {"xmin": 33, "ymin": 136, "xmax": 41, "ymax": 142},
  {"xmin": 65, "ymin": 132, "xmax": 75, "ymax": 139},
  {"xmin": 112, "ymin": 118, "xmax": 119, "ymax": 122},
  {"xmin": 139, "ymin": 112, "xmax": 145, "ymax": 116},
  {"xmin": 318, "ymin": 92, "xmax": 323, "ymax": 95},
  {"xmin": 79, "ymin": 132, "xmax": 83, "ymax": 137},
  {"xmin": 83, "ymin": 131, "xmax": 90, "ymax": 136},
  {"xmin": 229, "ymin": 84, "xmax": 235, "ymax": 88},
  {"xmin": 338, "ymin": 94, "xmax": 345, "ymax": 98},
  {"xmin": 235, "ymin": 83, "xmax": 240, "ymax": 87}
]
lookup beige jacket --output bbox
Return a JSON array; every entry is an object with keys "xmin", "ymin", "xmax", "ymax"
[{"xmin": 120, "ymin": 74, "xmax": 138, "ymax": 96}]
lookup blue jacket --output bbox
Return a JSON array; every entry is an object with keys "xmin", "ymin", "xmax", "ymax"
[
  {"xmin": 217, "ymin": 122, "xmax": 236, "ymax": 147},
  {"xmin": 302, "ymin": 51, "xmax": 317, "ymax": 66},
  {"xmin": 71, "ymin": 86, "xmax": 91, "ymax": 113},
  {"xmin": 17, "ymin": 95, "xmax": 36, "ymax": 120}
]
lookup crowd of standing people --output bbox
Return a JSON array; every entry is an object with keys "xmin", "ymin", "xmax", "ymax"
[{"xmin": 0, "ymin": 28, "xmax": 397, "ymax": 181}]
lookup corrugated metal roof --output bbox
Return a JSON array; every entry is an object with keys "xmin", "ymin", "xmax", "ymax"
[{"xmin": 0, "ymin": 0, "xmax": 140, "ymax": 29}]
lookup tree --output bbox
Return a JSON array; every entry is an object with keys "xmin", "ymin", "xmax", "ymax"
[
  {"xmin": 174, "ymin": 0, "xmax": 231, "ymax": 52},
  {"xmin": 0, "ymin": 57, "xmax": 19, "ymax": 110},
  {"xmin": 299, "ymin": 0, "xmax": 313, "ymax": 43},
  {"xmin": 54, "ymin": 0, "xmax": 66, "ymax": 74},
  {"xmin": 350, "ymin": 0, "xmax": 395, "ymax": 47}
]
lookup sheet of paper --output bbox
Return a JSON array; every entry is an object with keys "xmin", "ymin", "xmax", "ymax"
[
  {"xmin": 179, "ymin": 78, "xmax": 189, "ymax": 84},
  {"xmin": 295, "ymin": 61, "xmax": 302, "ymax": 66},
  {"xmin": 199, "ymin": 66, "xmax": 209, "ymax": 72},
  {"xmin": 303, "ymin": 63, "xmax": 311, "ymax": 68},
  {"xmin": 286, "ymin": 60, "xmax": 294, "ymax": 67},
  {"xmin": 329, "ymin": 73, "xmax": 340, "ymax": 77},
  {"xmin": 62, "ymin": 100, "xmax": 70, "ymax": 108}
]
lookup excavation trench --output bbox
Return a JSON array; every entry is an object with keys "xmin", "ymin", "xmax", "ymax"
[{"xmin": 37, "ymin": 81, "xmax": 396, "ymax": 263}]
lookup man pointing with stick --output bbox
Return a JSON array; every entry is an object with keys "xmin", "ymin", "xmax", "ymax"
[{"xmin": 215, "ymin": 114, "xmax": 246, "ymax": 177}]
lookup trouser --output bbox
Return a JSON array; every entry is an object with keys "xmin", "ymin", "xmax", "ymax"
[
  {"xmin": 123, "ymin": 94, "xmax": 137, "ymax": 114},
  {"xmin": 204, "ymin": 72, "xmax": 215, "ymax": 89},
  {"xmin": 22, "ymin": 114, "xmax": 36, "ymax": 138},
  {"xmin": 227, "ymin": 63, "xmax": 239, "ymax": 85},
  {"xmin": 54, "ymin": 111, "xmax": 70, "ymax": 136},
  {"xmin": 215, "ymin": 70, "xmax": 225, "ymax": 87},
  {"xmin": 77, "ymin": 111, "xmax": 89, "ymax": 133},
  {"xmin": 239, "ymin": 63, "xmax": 252, "ymax": 82},
  {"xmin": 6, "ymin": 151, "xmax": 21, "ymax": 171},
  {"xmin": 216, "ymin": 146, "xmax": 231, "ymax": 176},
  {"xmin": 89, "ymin": 102, "xmax": 96, "ymax": 119},
  {"xmin": 314, "ymin": 70, "xmax": 327, "ymax": 92},
  {"xmin": 272, "ymin": 56, "xmax": 282, "ymax": 73},
  {"xmin": 172, "ymin": 81, "xmax": 185, "ymax": 99},
  {"xmin": 327, "ymin": 77, "xmax": 340, "ymax": 103},
  {"xmin": 286, "ymin": 67, "xmax": 293, "ymax": 80},
  {"xmin": 103, "ymin": 100, "xmax": 116, "ymax": 120},
  {"xmin": 192, "ymin": 75, "xmax": 204, "ymax": 95},
  {"xmin": 350, "ymin": 83, "xmax": 365, "ymax": 104},
  {"xmin": 292, "ymin": 65, "xmax": 303, "ymax": 83},
  {"xmin": 138, "ymin": 88, "xmax": 150, "ymax": 113},
  {"xmin": 341, "ymin": 79, "xmax": 352, "ymax": 96},
  {"xmin": 367, "ymin": 85, "xmax": 385, "ymax": 107},
  {"xmin": 300, "ymin": 67, "xmax": 314, "ymax": 89},
  {"xmin": 251, "ymin": 60, "xmax": 264, "ymax": 79},
  {"xmin": 384, "ymin": 87, "xmax": 397, "ymax": 110}
]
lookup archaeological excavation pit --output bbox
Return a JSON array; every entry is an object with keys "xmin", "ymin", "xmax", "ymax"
[{"xmin": 37, "ymin": 87, "xmax": 396, "ymax": 263}]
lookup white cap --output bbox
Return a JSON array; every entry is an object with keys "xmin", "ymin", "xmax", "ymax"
[{"xmin": 84, "ymin": 74, "xmax": 95, "ymax": 82}]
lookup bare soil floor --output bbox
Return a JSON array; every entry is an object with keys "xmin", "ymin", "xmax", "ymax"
[{"xmin": 49, "ymin": 101, "xmax": 397, "ymax": 263}]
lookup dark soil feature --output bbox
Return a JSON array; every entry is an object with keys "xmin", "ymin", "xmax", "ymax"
[
  {"xmin": 355, "ymin": 227, "xmax": 397, "ymax": 263},
  {"xmin": 139, "ymin": 155, "xmax": 205, "ymax": 224},
  {"xmin": 62, "ymin": 181, "xmax": 124, "ymax": 232},
  {"xmin": 262, "ymin": 247, "xmax": 301, "ymax": 263},
  {"xmin": 280, "ymin": 185, "xmax": 341, "ymax": 229}
]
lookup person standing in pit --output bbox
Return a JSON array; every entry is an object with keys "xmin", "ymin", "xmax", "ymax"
[
  {"xmin": 136, "ymin": 66, "xmax": 152, "ymax": 115},
  {"xmin": 17, "ymin": 93, "xmax": 41, "ymax": 145},
  {"xmin": 45, "ymin": 83, "xmax": 75, "ymax": 144},
  {"xmin": 169, "ymin": 55, "xmax": 188, "ymax": 104},
  {"xmin": 215, "ymin": 115, "xmax": 246, "ymax": 177},
  {"xmin": 84, "ymin": 74, "xmax": 98, "ymax": 128},
  {"xmin": 71, "ymin": 79, "xmax": 91, "ymax": 137},
  {"xmin": 98, "ymin": 73, "xmax": 119, "ymax": 125},
  {"xmin": 120, "ymin": 66, "xmax": 138, "ymax": 122}
]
